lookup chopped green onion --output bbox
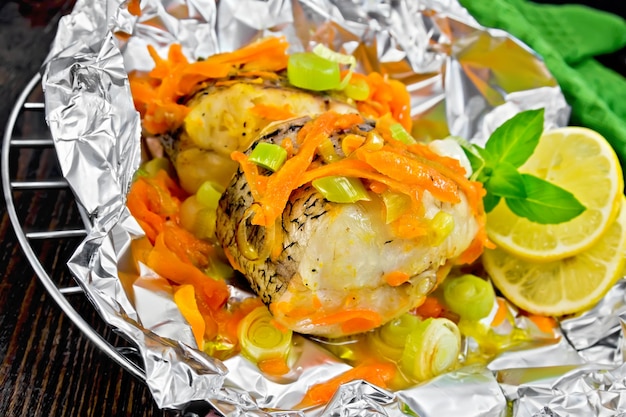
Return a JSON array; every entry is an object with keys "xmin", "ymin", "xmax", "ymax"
[
  {"xmin": 312, "ymin": 43, "xmax": 357, "ymax": 90},
  {"xmin": 143, "ymin": 157, "xmax": 173, "ymax": 177},
  {"xmin": 389, "ymin": 123, "xmax": 417, "ymax": 145},
  {"xmin": 133, "ymin": 157, "xmax": 173, "ymax": 180},
  {"xmin": 380, "ymin": 190, "xmax": 412, "ymax": 223},
  {"xmin": 428, "ymin": 211, "xmax": 455, "ymax": 245},
  {"xmin": 367, "ymin": 313, "xmax": 420, "ymax": 361},
  {"xmin": 312, "ymin": 176, "xmax": 370, "ymax": 203},
  {"xmin": 400, "ymin": 318, "xmax": 461, "ymax": 381},
  {"xmin": 344, "ymin": 77, "xmax": 370, "ymax": 101},
  {"xmin": 442, "ymin": 274, "xmax": 496, "ymax": 321},
  {"xmin": 317, "ymin": 138, "xmax": 340, "ymax": 163},
  {"xmin": 249, "ymin": 142, "xmax": 288, "ymax": 172},
  {"xmin": 196, "ymin": 181, "xmax": 224, "ymax": 210},
  {"xmin": 287, "ymin": 52, "xmax": 341, "ymax": 91},
  {"xmin": 237, "ymin": 306, "xmax": 293, "ymax": 364}
]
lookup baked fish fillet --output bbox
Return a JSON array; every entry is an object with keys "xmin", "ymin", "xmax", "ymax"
[
  {"xmin": 160, "ymin": 76, "xmax": 354, "ymax": 194},
  {"xmin": 216, "ymin": 115, "xmax": 483, "ymax": 338}
]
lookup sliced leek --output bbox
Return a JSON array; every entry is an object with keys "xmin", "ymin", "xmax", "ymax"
[
  {"xmin": 381, "ymin": 190, "xmax": 412, "ymax": 223},
  {"xmin": 238, "ymin": 306, "xmax": 293, "ymax": 364},
  {"xmin": 344, "ymin": 77, "xmax": 370, "ymax": 101},
  {"xmin": 317, "ymin": 138, "xmax": 341, "ymax": 163},
  {"xmin": 196, "ymin": 180, "xmax": 224, "ymax": 210},
  {"xmin": 134, "ymin": 157, "xmax": 173, "ymax": 180},
  {"xmin": 400, "ymin": 318, "xmax": 461, "ymax": 381},
  {"xmin": 428, "ymin": 211, "xmax": 455, "ymax": 245},
  {"xmin": 312, "ymin": 176, "xmax": 370, "ymax": 203},
  {"xmin": 389, "ymin": 123, "xmax": 417, "ymax": 145},
  {"xmin": 312, "ymin": 43, "xmax": 357, "ymax": 90},
  {"xmin": 249, "ymin": 142, "xmax": 288, "ymax": 172},
  {"xmin": 287, "ymin": 52, "xmax": 341, "ymax": 91},
  {"xmin": 367, "ymin": 313, "xmax": 420, "ymax": 361},
  {"xmin": 442, "ymin": 274, "xmax": 496, "ymax": 321}
]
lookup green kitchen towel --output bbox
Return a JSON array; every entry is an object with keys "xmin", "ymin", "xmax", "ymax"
[{"xmin": 459, "ymin": 0, "xmax": 626, "ymax": 170}]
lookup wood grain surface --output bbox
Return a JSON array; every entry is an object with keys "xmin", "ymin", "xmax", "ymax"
[{"xmin": 0, "ymin": 1, "xmax": 171, "ymax": 416}]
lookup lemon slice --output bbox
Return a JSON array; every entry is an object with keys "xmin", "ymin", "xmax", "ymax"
[
  {"xmin": 482, "ymin": 196, "xmax": 626, "ymax": 316},
  {"xmin": 486, "ymin": 127, "xmax": 624, "ymax": 261}
]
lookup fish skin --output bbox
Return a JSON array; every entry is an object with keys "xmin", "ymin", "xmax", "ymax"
[{"xmin": 216, "ymin": 117, "xmax": 334, "ymax": 304}]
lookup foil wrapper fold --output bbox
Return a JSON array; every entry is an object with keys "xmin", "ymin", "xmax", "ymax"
[{"xmin": 41, "ymin": 0, "xmax": 624, "ymax": 415}]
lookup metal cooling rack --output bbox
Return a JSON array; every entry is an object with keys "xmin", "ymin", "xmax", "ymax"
[{"xmin": 2, "ymin": 73, "xmax": 146, "ymax": 382}]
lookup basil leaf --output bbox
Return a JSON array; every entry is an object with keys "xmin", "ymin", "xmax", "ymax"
[
  {"xmin": 474, "ymin": 144, "xmax": 496, "ymax": 164},
  {"xmin": 484, "ymin": 161, "xmax": 527, "ymax": 199},
  {"xmin": 504, "ymin": 174, "xmax": 586, "ymax": 224},
  {"xmin": 485, "ymin": 108, "xmax": 544, "ymax": 168},
  {"xmin": 483, "ymin": 190, "xmax": 501, "ymax": 213},
  {"xmin": 465, "ymin": 150, "xmax": 484, "ymax": 175},
  {"xmin": 459, "ymin": 143, "xmax": 485, "ymax": 176}
]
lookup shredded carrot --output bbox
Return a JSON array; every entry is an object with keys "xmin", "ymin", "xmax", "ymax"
[
  {"xmin": 258, "ymin": 357, "xmax": 290, "ymax": 376},
  {"xmin": 388, "ymin": 200, "xmax": 429, "ymax": 239},
  {"xmin": 271, "ymin": 301, "xmax": 317, "ymax": 321},
  {"xmin": 161, "ymin": 222, "xmax": 216, "ymax": 268},
  {"xmin": 129, "ymin": 37, "xmax": 290, "ymax": 135},
  {"xmin": 309, "ymin": 309, "xmax": 382, "ymax": 334},
  {"xmin": 368, "ymin": 181, "xmax": 388, "ymax": 194},
  {"xmin": 384, "ymin": 271, "xmax": 411, "ymax": 287},
  {"xmin": 280, "ymin": 137, "xmax": 295, "ymax": 158},
  {"xmin": 299, "ymin": 361, "xmax": 397, "ymax": 407},
  {"xmin": 527, "ymin": 314, "xmax": 556, "ymax": 334},
  {"xmin": 387, "ymin": 78, "xmax": 412, "ymax": 131},
  {"xmin": 356, "ymin": 147, "xmax": 460, "ymax": 204},
  {"xmin": 406, "ymin": 142, "xmax": 493, "ymax": 261},
  {"xmin": 147, "ymin": 233, "xmax": 229, "ymax": 309},
  {"xmin": 249, "ymin": 104, "xmax": 296, "ymax": 121},
  {"xmin": 341, "ymin": 133, "xmax": 366, "ymax": 156},
  {"xmin": 174, "ymin": 284, "xmax": 206, "ymax": 349},
  {"xmin": 230, "ymin": 151, "xmax": 268, "ymax": 200},
  {"xmin": 126, "ymin": 170, "xmax": 185, "ymax": 242},
  {"xmin": 414, "ymin": 296, "xmax": 444, "ymax": 319},
  {"xmin": 127, "ymin": 0, "xmax": 142, "ymax": 16},
  {"xmin": 201, "ymin": 311, "xmax": 219, "ymax": 342},
  {"xmin": 297, "ymin": 157, "xmax": 419, "ymax": 203},
  {"xmin": 456, "ymin": 222, "xmax": 492, "ymax": 265},
  {"xmin": 353, "ymin": 71, "xmax": 412, "ymax": 132},
  {"xmin": 273, "ymin": 297, "xmax": 382, "ymax": 334},
  {"xmin": 490, "ymin": 297, "xmax": 509, "ymax": 327},
  {"xmin": 251, "ymin": 112, "xmax": 364, "ymax": 226}
]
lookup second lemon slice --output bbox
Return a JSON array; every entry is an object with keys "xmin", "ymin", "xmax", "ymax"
[
  {"xmin": 486, "ymin": 127, "xmax": 623, "ymax": 262},
  {"xmin": 482, "ymin": 196, "xmax": 626, "ymax": 316}
]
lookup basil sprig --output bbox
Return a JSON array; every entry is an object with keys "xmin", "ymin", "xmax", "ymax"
[{"xmin": 460, "ymin": 108, "xmax": 585, "ymax": 224}]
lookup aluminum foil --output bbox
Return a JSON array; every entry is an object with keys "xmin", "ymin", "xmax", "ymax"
[{"xmin": 41, "ymin": 0, "xmax": 624, "ymax": 415}]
